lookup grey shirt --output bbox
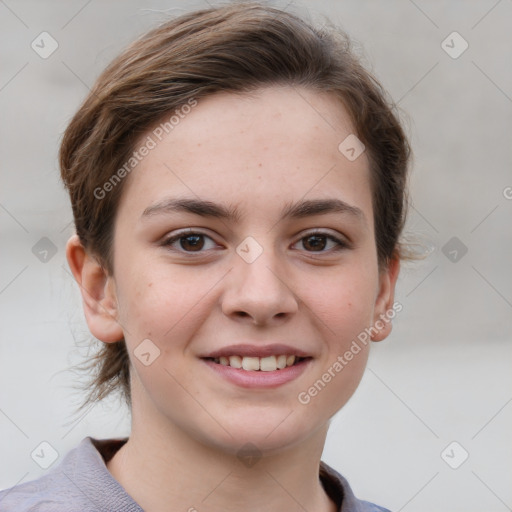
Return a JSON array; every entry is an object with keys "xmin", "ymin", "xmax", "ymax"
[{"xmin": 0, "ymin": 437, "xmax": 391, "ymax": 511}]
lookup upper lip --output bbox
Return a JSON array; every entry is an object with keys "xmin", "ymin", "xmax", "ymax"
[{"xmin": 201, "ymin": 344, "xmax": 312, "ymax": 359}]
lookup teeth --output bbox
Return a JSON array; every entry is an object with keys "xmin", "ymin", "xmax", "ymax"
[
  {"xmin": 213, "ymin": 354, "xmax": 302, "ymax": 371},
  {"xmin": 260, "ymin": 356, "xmax": 277, "ymax": 372},
  {"xmin": 276, "ymin": 355, "xmax": 287, "ymax": 369},
  {"xmin": 229, "ymin": 355, "xmax": 242, "ymax": 369},
  {"xmin": 242, "ymin": 357, "xmax": 260, "ymax": 371}
]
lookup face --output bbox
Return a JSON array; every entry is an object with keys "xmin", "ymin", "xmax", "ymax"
[{"xmin": 99, "ymin": 86, "xmax": 398, "ymax": 454}]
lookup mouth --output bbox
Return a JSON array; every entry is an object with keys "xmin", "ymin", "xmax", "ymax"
[
  {"xmin": 200, "ymin": 348, "xmax": 313, "ymax": 389},
  {"xmin": 199, "ymin": 343, "xmax": 314, "ymax": 388},
  {"xmin": 202, "ymin": 354, "xmax": 311, "ymax": 371}
]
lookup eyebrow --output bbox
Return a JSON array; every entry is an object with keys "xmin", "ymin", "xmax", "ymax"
[{"xmin": 141, "ymin": 197, "xmax": 366, "ymax": 224}]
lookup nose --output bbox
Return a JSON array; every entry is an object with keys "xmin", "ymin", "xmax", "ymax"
[{"xmin": 221, "ymin": 245, "xmax": 299, "ymax": 326}]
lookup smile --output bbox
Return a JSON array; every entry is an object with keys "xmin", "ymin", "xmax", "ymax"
[
  {"xmin": 201, "ymin": 356, "xmax": 313, "ymax": 389},
  {"xmin": 204, "ymin": 354, "xmax": 309, "ymax": 371}
]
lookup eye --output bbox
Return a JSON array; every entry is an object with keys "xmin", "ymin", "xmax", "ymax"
[
  {"xmin": 293, "ymin": 231, "xmax": 348, "ymax": 253},
  {"xmin": 162, "ymin": 230, "xmax": 219, "ymax": 253}
]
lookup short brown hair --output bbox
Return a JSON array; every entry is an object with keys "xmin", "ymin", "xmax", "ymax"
[{"xmin": 60, "ymin": 1, "xmax": 411, "ymax": 407}]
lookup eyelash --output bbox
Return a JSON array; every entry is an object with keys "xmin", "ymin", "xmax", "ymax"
[{"xmin": 162, "ymin": 230, "xmax": 349, "ymax": 255}]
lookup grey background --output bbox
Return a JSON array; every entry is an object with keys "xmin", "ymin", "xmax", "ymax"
[{"xmin": 1, "ymin": 1, "xmax": 511, "ymax": 510}]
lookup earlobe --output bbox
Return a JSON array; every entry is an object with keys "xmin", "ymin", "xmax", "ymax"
[
  {"xmin": 371, "ymin": 255, "xmax": 400, "ymax": 342},
  {"xmin": 65, "ymin": 234, "xmax": 124, "ymax": 343}
]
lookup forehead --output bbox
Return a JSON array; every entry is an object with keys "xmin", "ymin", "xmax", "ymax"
[{"xmin": 119, "ymin": 86, "xmax": 373, "ymax": 226}]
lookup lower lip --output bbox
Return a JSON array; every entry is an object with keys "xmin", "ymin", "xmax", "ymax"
[{"xmin": 202, "ymin": 358, "xmax": 312, "ymax": 389}]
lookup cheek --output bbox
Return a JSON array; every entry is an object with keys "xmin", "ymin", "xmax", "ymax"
[
  {"xmin": 287, "ymin": 267, "xmax": 376, "ymax": 417},
  {"xmin": 116, "ymin": 266, "xmax": 219, "ymax": 348},
  {"xmin": 298, "ymin": 345, "xmax": 369, "ymax": 425},
  {"xmin": 301, "ymin": 265, "xmax": 378, "ymax": 346}
]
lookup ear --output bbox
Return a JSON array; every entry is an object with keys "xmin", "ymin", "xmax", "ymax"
[
  {"xmin": 65, "ymin": 234, "xmax": 124, "ymax": 343},
  {"xmin": 371, "ymin": 255, "xmax": 400, "ymax": 342}
]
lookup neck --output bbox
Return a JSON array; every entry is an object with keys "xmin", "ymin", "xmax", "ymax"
[{"xmin": 107, "ymin": 397, "xmax": 336, "ymax": 512}]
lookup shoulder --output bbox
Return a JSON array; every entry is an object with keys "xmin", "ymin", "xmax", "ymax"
[
  {"xmin": 320, "ymin": 461, "xmax": 392, "ymax": 512},
  {"xmin": 0, "ymin": 471, "xmax": 77, "ymax": 512},
  {"xmin": 0, "ymin": 437, "xmax": 140, "ymax": 512}
]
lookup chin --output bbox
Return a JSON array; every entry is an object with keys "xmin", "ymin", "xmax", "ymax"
[{"xmin": 194, "ymin": 409, "xmax": 320, "ymax": 457}]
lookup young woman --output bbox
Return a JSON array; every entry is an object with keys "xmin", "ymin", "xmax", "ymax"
[{"xmin": 0, "ymin": 3, "xmax": 411, "ymax": 511}]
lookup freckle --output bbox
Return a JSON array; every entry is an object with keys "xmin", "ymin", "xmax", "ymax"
[{"xmin": 148, "ymin": 282, "xmax": 153, "ymax": 287}]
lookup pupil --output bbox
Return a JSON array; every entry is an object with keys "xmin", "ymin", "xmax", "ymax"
[
  {"xmin": 181, "ymin": 235, "xmax": 204, "ymax": 251},
  {"xmin": 304, "ymin": 235, "xmax": 326, "ymax": 251}
]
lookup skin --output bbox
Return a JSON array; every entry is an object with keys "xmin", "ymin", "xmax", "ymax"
[{"xmin": 67, "ymin": 85, "xmax": 400, "ymax": 512}]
